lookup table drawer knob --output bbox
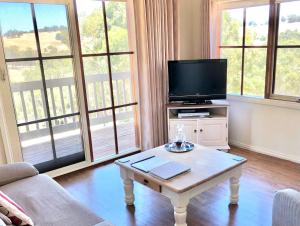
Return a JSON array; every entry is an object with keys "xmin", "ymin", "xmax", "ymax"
[{"xmin": 143, "ymin": 179, "xmax": 149, "ymax": 184}]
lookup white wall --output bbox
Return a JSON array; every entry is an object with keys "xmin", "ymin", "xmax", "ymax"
[
  {"xmin": 177, "ymin": 0, "xmax": 202, "ymax": 59},
  {"xmin": 228, "ymin": 97, "xmax": 300, "ymax": 163},
  {"xmin": 177, "ymin": 1, "xmax": 300, "ymax": 164}
]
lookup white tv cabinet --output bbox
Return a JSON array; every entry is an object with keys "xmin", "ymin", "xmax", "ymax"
[{"xmin": 167, "ymin": 100, "xmax": 230, "ymax": 150}]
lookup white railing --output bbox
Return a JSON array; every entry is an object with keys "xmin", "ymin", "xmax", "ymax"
[{"xmin": 11, "ymin": 72, "xmax": 134, "ymax": 140}]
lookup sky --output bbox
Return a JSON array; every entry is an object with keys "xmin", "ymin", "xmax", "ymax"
[
  {"xmin": 227, "ymin": 1, "xmax": 300, "ymax": 23},
  {"xmin": 0, "ymin": 2, "xmax": 68, "ymax": 33}
]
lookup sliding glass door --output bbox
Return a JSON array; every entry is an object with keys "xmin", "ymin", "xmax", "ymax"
[
  {"xmin": 0, "ymin": 2, "xmax": 85, "ymax": 172},
  {"xmin": 0, "ymin": 0, "xmax": 139, "ymax": 171},
  {"xmin": 76, "ymin": 0, "xmax": 139, "ymax": 160}
]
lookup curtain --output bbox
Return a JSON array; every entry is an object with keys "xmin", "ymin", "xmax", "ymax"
[
  {"xmin": 194, "ymin": 0, "xmax": 221, "ymax": 59},
  {"xmin": 133, "ymin": 0, "xmax": 178, "ymax": 150},
  {"xmin": 199, "ymin": 0, "xmax": 211, "ymax": 59}
]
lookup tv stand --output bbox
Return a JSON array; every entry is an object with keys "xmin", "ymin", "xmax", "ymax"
[
  {"xmin": 167, "ymin": 100, "xmax": 230, "ymax": 150},
  {"xmin": 183, "ymin": 100, "xmax": 213, "ymax": 105}
]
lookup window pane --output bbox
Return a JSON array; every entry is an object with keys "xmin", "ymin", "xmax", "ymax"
[
  {"xmin": 76, "ymin": 0, "xmax": 106, "ymax": 54},
  {"xmin": 116, "ymin": 106, "xmax": 138, "ymax": 153},
  {"xmin": 105, "ymin": 1, "xmax": 130, "ymax": 52},
  {"xmin": 278, "ymin": 1, "xmax": 300, "ymax": 45},
  {"xmin": 89, "ymin": 111, "xmax": 116, "ymax": 160},
  {"xmin": 274, "ymin": 48, "xmax": 300, "ymax": 97},
  {"xmin": 221, "ymin": 48, "xmax": 242, "ymax": 94},
  {"xmin": 111, "ymin": 55, "xmax": 134, "ymax": 105},
  {"xmin": 83, "ymin": 56, "xmax": 111, "ymax": 110},
  {"xmin": 19, "ymin": 122, "xmax": 53, "ymax": 165},
  {"xmin": 52, "ymin": 115, "xmax": 83, "ymax": 158},
  {"xmin": 221, "ymin": 9, "xmax": 244, "ymax": 46},
  {"xmin": 34, "ymin": 4, "xmax": 71, "ymax": 57},
  {"xmin": 44, "ymin": 59, "xmax": 78, "ymax": 117},
  {"xmin": 7, "ymin": 61, "xmax": 47, "ymax": 124},
  {"xmin": 245, "ymin": 5, "xmax": 269, "ymax": 46},
  {"xmin": 0, "ymin": 3, "xmax": 38, "ymax": 58},
  {"xmin": 244, "ymin": 48, "xmax": 267, "ymax": 97}
]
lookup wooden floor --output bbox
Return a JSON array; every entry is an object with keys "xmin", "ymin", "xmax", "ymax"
[{"xmin": 55, "ymin": 146, "xmax": 300, "ymax": 226}]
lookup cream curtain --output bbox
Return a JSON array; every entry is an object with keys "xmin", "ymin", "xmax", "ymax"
[
  {"xmin": 133, "ymin": 0, "xmax": 178, "ymax": 150},
  {"xmin": 195, "ymin": 0, "xmax": 221, "ymax": 59}
]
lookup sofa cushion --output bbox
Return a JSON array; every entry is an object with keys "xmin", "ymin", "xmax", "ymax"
[
  {"xmin": 0, "ymin": 191, "xmax": 34, "ymax": 226},
  {"xmin": 0, "ymin": 212, "xmax": 12, "ymax": 225},
  {"xmin": 0, "ymin": 174, "xmax": 103, "ymax": 226},
  {"xmin": 0, "ymin": 163, "xmax": 38, "ymax": 186}
]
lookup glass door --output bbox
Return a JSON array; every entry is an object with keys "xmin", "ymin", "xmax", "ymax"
[
  {"xmin": 0, "ymin": 2, "xmax": 85, "ymax": 172},
  {"xmin": 75, "ymin": 0, "xmax": 139, "ymax": 160}
]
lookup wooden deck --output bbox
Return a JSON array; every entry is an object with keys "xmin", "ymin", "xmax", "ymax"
[{"xmin": 22, "ymin": 122, "xmax": 137, "ymax": 165}]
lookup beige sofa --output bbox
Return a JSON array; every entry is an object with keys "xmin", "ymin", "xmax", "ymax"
[
  {"xmin": 272, "ymin": 189, "xmax": 300, "ymax": 226},
  {"xmin": 0, "ymin": 163, "xmax": 113, "ymax": 226}
]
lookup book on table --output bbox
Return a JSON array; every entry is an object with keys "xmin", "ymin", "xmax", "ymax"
[{"xmin": 131, "ymin": 156, "xmax": 191, "ymax": 180}]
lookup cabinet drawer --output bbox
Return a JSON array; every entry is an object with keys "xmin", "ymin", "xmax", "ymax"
[{"xmin": 134, "ymin": 173, "xmax": 161, "ymax": 192}]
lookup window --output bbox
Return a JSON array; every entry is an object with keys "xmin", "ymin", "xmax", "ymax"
[
  {"xmin": 0, "ymin": 2, "xmax": 84, "ymax": 172},
  {"xmin": 0, "ymin": 0, "xmax": 139, "ymax": 172},
  {"xmin": 75, "ymin": 0, "xmax": 138, "ymax": 160},
  {"xmin": 273, "ymin": 1, "xmax": 300, "ymax": 99},
  {"xmin": 220, "ymin": 0, "xmax": 300, "ymax": 102},
  {"xmin": 220, "ymin": 6, "xmax": 270, "ymax": 97}
]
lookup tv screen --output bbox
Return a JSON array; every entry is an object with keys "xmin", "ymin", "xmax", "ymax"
[{"xmin": 168, "ymin": 59, "xmax": 227, "ymax": 103}]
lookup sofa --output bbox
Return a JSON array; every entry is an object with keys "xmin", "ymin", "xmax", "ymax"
[
  {"xmin": 272, "ymin": 189, "xmax": 300, "ymax": 226},
  {"xmin": 0, "ymin": 163, "xmax": 113, "ymax": 226}
]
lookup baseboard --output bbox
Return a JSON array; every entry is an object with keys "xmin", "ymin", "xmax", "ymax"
[{"xmin": 229, "ymin": 140, "xmax": 300, "ymax": 164}]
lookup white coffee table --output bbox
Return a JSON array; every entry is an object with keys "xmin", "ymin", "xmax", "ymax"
[{"xmin": 115, "ymin": 145, "xmax": 247, "ymax": 226}]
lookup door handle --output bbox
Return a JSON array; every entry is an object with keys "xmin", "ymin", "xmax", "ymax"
[
  {"xmin": 200, "ymin": 129, "xmax": 203, "ymax": 132},
  {"xmin": 194, "ymin": 129, "xmax": 197, "ymax": 133}
]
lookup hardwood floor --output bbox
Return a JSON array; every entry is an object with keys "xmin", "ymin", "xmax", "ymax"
[{"xmin": 55, "ymin": 146, "xmax": 300, "ymax": 226}]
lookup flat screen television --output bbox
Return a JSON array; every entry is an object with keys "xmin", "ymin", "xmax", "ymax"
[{"xmin": 168, "ymin": 59, "xmax": 227, "ymax": 104}]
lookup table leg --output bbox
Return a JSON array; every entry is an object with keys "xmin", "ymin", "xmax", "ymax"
[
  {"xmin": 174, "ymin": 205, "xmax": 188, "ymax": 226},
  {"xmin": 120, "ymin": 168, "xmax": 134, "ymax": 205},
  {"xmin": 170, "ymin": 195, "xmax": 190, "ymax": 226},
  {"xmin": 230, "ymin": 176, "xmax": 240, "ymax": 204}
]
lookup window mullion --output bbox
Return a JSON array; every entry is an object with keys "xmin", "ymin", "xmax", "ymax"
[
  {"xmin": 30, "ymin": 3, "xmax": 57, "ymax": 160},
  {"xmin": 102, "ymin": 1, "xmax": 119, "ymax": 155},
  {"xmin": 265, "ymin": 0, "xmax": 278, "ymax": 98},
  {"xmin": 241, "ymin": 8, "xmax": 246, "ymax": 96}
]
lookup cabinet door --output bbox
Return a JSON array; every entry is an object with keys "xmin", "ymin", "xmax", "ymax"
[
  {"xmin": 169, "ymin": 120, "xmax": 197, "ymax": 143},
  {"xmin": 197, "ymin": 119, "xmax": 227, "ymax": 146}
]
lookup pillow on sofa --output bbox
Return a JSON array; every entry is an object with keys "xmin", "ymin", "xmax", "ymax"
[
  {"xmin": 0, "ymin": 218, "xmax": 6, "ymax": 226},
  {"xmin": 0, "ymin": 212, "xmax": 11, "ymax": 225},
  {"xmin": 0, "ymin": 191, "xmax": 33, "ymax": 226}
]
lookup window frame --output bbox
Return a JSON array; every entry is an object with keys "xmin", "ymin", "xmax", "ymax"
[
  {"xmin": 73, "ymin": 0, "xmax": 140, "ymax": 161},
  {"xmin": 0, "ymin": 0, "xmax": 140, "ymax": 168},
  {"xmin": 220, "ymin": 7, "xmax": 269, "ymax": 97},
  {"xmin": 219, "ymin": 0, "xmax": 300, "ymax": 103},
  {"xmin": 267, "ymin": 1, "xmax": 300, "ymax": 102}
]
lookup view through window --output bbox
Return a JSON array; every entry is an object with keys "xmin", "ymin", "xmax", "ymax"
[
  {"xmin": 220, "ymin": 1, "xmax": 300, "ymax": 101},
  {"xmin": 220, "ymin": 5, "xmax": 269, "ymax": 97},
  {"xmin": 0, "ymin": 2, "xmax": 84, "ymax": 172},
  {"xmin": 76, "ymin": 0, "xmax": 138, "ymax": 160}
]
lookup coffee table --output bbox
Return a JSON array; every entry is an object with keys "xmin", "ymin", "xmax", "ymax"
[{"xmin": 115, "ymin": 145, "xmax": 247, "ymax": 226}]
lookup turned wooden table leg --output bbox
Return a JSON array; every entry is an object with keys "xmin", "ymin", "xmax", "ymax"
[
  {"xmin": 120, "ymin": 168, "xmax": 134, "ymax": 205},
  {"xmin": 174, "ymin": 205, "xmax": 188, "ymax": 226},
  {"xmin": 169, "ymin": 194, "xmax": 190, "ymax": 226},
  {"xmin": 230, "ymin": 176, "xmax": 240, "ymax": 204}
]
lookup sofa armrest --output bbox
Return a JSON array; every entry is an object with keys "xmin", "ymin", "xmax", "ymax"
[
  {"xmin": 272, "ymin": 189, "xmax": 300, "ymax": 226},
  {"xmin": 0, "ymin": 162, "xmax": 39, "ymax": 186}
]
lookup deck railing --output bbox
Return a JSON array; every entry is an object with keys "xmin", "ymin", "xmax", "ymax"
[{"xmin": 11, "ymin": 72, "xmax": 133, "ymax": 140}]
